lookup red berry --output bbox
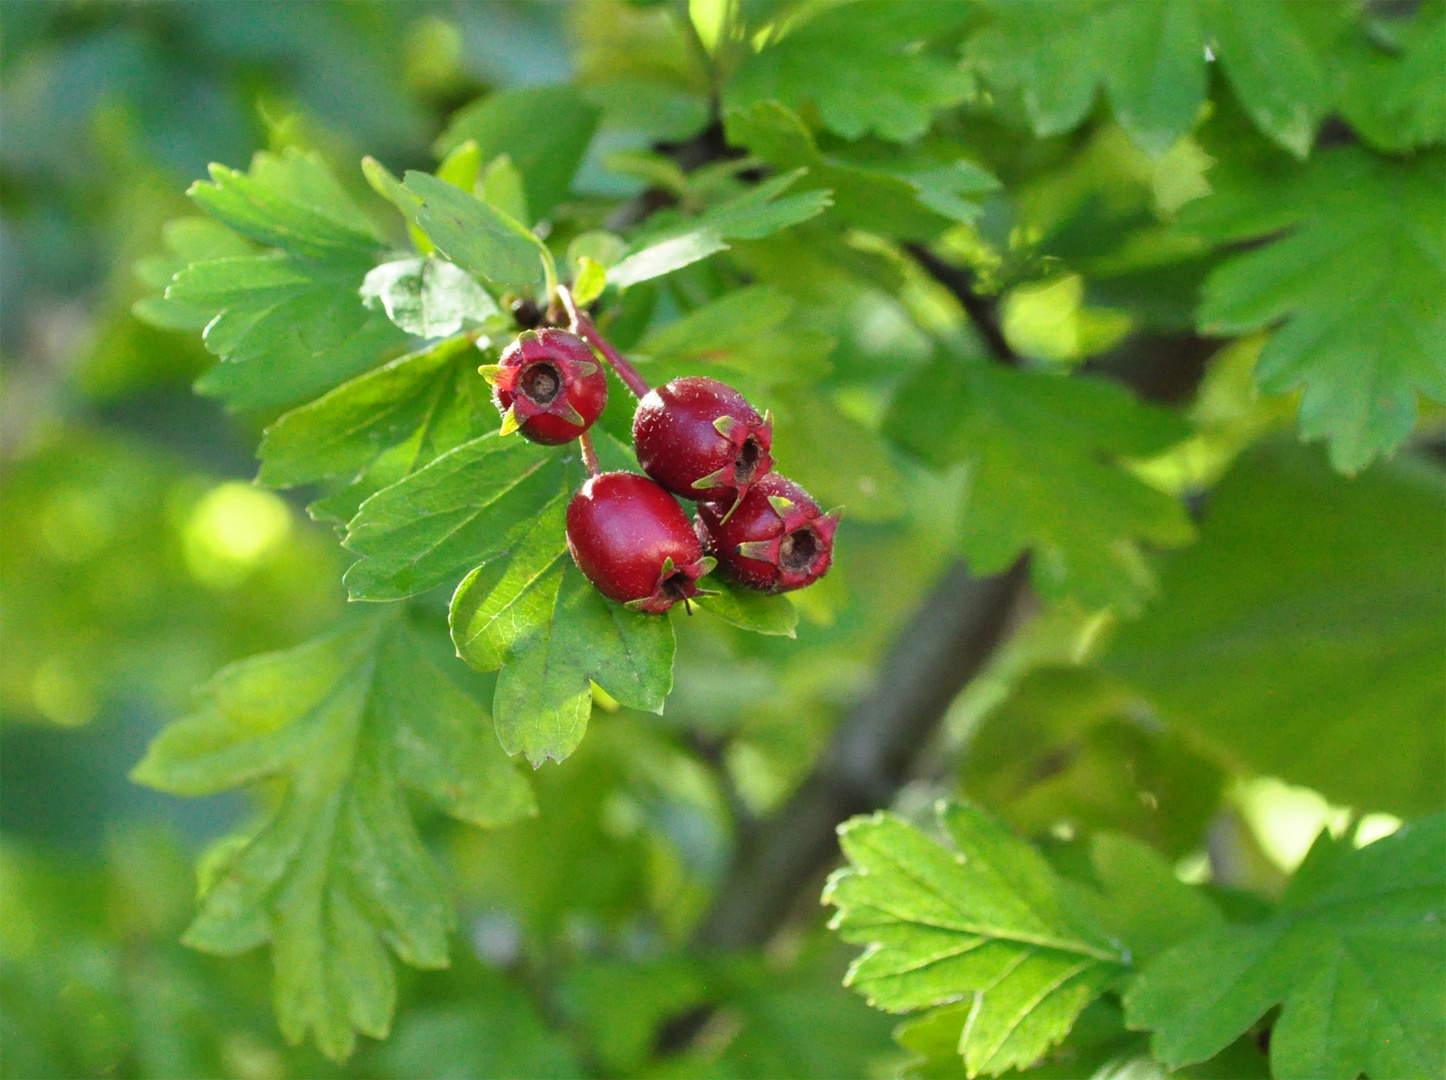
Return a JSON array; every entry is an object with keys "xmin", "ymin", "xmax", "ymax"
[
  {"xmin": 566, "ymin": 472, "xmax": 715, "ymax": 613},
  {"xmin": 632, "ymin": 377, "xmax": 773, "ymax": 506},
  {"xmin": 696, "ymin": 473, "xmax": 838, "ymax": 594},
  {"xmin": 484, "ymin": 328, "xmax": 607, "ymax": 445}
]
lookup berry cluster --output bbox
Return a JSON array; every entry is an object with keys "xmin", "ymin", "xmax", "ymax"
[{"xmin": 482, "ymin": 291, "xmax": 838, "ymax": 614}]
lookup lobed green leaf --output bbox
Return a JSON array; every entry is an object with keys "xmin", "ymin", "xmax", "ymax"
[
  {"xmin": 188, "ymin": 148, "xmax": 382, "ymax": 259},
  {"xmin": 1125, "ymin": 815, "xmax": 1446, "ymax": 1079},
  {"xmin": 342, "ymin": 433, "xmax": 566, "ymax": 601},
  {"xmin": 130, "ymin": 615, "xmax": 533, "ymax": 1061},
  {"xmin": 885, "ymin": 358, "xmax": 1193, "ymax": 609},
  {"xmin": 1104, "ymin": 441, "xmax": 1446, "ymax": 818},
  {"xmin": 165, "ymin": 253, "xmax": 408, "ymax": 411},
  {"xmin": 825, "ymin": 803, "xmax": 1126, "ymax": 1076},
  {"xmin": 256, "ymin": 334, "xmax": 498, "ymax": 520},
  {"xmin": 725, "ymin": 2, "xmax": 972, "ymax": 143},
  {"xmin": 1192, "ymin": 148, "xmax": 1445, "ymax": 473},
  {"xmin": 963, "ymin": 0, "xmax": 1347, "ymax": 158},
  {"xmin": 493, "ymin": 561, "xmax": 675, "ymax": 767}
]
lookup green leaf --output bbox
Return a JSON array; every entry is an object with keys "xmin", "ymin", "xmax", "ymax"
[
  {"xmin": 885, "ymin": 359, "xmax": 1193, "ymax": 609},
  {"xmin": 824, "ymin": 803, "xmax": 1126, "ymax": 1077},
  {"xmin": 959, "ymin": 667, "xmax": 1224, "ymax": 859},
  {"xmin": 963, "ymin": 1, "xmax": 1344, "ymax": 157},
  {"xmin": 359, "ymin": 255, "xmax": 502, "ymax": 339},
  {"xmin": 434, "ymin": 85, "xmax": 599, "ymax": 219},
  {"xmin": 1085, "ymin": 832, "xmax": 1223, "ymax": 966},
  {"xmin": 1192, "ymin": 148, "xmax": 1445, "ymax": 473},
  {"xmin": 772, "ymin": 386, "xmax": 906, "ymax": 523},
  {"xmin": 493, "ymin": 561, "xmax": 675, "ymax": 766},
  {"xmin": 130, "ymin": 614, "xmax": 534, "ymax": 1061},
  {"xmin": 132, "ymin": 217, "xmax": 256, "ymax": 330},
  {"xmin": 448, "ymin": 492, "xmax": 570, "ymax": 672},
  {"xmin": 480, "ymin": 153, "xmax": 529, "ymax": 228},
  {"xmin": 635, "ymin": 283, "xmax": 835, "ymax": 389},
  {"xmin": 1206, "ymin": 1, "xmax": 1335, "ymax": 159},
  {"xmin": 165, "ymin": 253, "xmax": 409, "ymax": 411},
  {"xmin": 147, "ymin": 150, "xmax": 420, "ymax": 410},
  {"xmin": 342, "ymin": 433, "xmax": 566, "ymax": 601},
  {"xmin": 1335, "ymin": 4, "xmax": 1446, "ymax": 153},
  {"xmin": 436, "ymin": 138, "xmax": 484, "ymax": 194},
  {"xmin": 1125, "ymin": 814, "xmax": 1446, "ymax": 1078},
  {"xmin": 362, "ymin": 155, "xmax": 432, "ymax": 255},
  {"xmin": 402, "ymin": 171, "xmax": 544, "ymax": 291},
  {"xmin": 725, "ymin": 1, "xmax": 972, "ymax": 143},
  {"xmin": 723, "ymin": 101, "xmax": 997, "ymax": 240},
  {"xmin": 187, "ymin": 148, "xmax": 382, "ymax": 259},
  {"xmin": 609, "ymin": 169, "xmax": 833, "ymax": 288},
  {"xmin": 570, "ymin": 255, "xmax": 607, "ymax": 307},
  {"xmin": 696, "ymin": 576, "xmax": 797, "ymax": 637},
  {"xmin": 256, "ymin": 334, "xmax": 496, "ymax": 501},
  {"xmin": 1103, "ymin": 441, "xmax": 1446, "ymax": 818},
  {"xmin": 895, "ymin": 997, "xmax": 1145, "ymax": 1080},
  {"xmin": 380, "ymin": 988, "xmax": 581, "ymax": 1080}
]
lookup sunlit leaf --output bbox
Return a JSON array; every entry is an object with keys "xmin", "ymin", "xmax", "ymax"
[{"xmin": 825, "ymin": 804, "xmax": 1126, "ymax": 1076}]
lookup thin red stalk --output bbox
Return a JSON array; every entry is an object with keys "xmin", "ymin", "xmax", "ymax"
[
  {"xmin": 578, "ymin": 430, "xmax": 601, "ymax": 477},
  {"xmin": 558, "ymin": 285, "xmax": 652, "ymax": 399}
]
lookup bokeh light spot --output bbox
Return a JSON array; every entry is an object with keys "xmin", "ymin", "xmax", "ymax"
[
  {"xmin": 183, "ymin": 482, "xmax": 293, "ymax": 589},
  {"xmin": 31, "ymin": 656, "xmax": 98, "ymax": 727}
]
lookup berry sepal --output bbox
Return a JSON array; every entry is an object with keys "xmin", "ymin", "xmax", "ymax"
[
  {"xmin": 487, "ymin": 328, "xmax": 607, "ymax": 445},
  {"xmin": 696, "ymin": 474, "xmax": 840, "ymax": 594},
  {"xmin": 622, "ymin": 556, "xmax": 720, "ymax": 614}
]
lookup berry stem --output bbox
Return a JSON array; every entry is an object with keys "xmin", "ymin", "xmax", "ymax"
[
  {"xmin": 558, "ymin": 285, "xmax": 652, "ymax": 399},
  {"xmin": 578, "ymin": 430, "xmax": 601, "ymax": 477}
]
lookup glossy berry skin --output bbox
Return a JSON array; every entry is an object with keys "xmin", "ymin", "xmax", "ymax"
[
  {"xmin": 696, "ymin": 473, "xmax": 838, "ymax": 594},
  {"xmin": 632, "ymin": 377, "xmax": 773, "ymax": 506},
  {"xmin": 486, "ymin": 329, "xmax": 607, "ymax": 445},
  {"xmin": 567, "ymin": 472, "xmax": 714, "ymax": 613}
]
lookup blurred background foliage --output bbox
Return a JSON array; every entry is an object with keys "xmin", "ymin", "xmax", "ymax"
[{"xmin": 1, "ymin": 1, "xmax": 1441, "ymax": 1077}]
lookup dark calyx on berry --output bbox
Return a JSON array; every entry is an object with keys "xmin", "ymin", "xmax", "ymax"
[
  {"xmin": 483, "ymin": 328, "xmax": 607, "ymax": 445},
  {"xmin": 696, "ymin": 473, "xmax": 838, "ymax": 594},
  {"xmin": 633, "ymin": 377, "xmax": 773, "ymax": 506},
  {"xmin": 566, "ymin": 472, "xmax": 716, "ymax": 614}
]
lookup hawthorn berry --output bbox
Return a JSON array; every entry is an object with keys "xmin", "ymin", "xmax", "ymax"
[
  {"xmin": 566, "ymin": 472, "xmax": 715, "ymax": 613},
  {"xmin": 483, "ymin": 328, "xmax": 607, "ymax": 445},
  {"xmin": 632, "ymin": 377, "xmax": 773, "ymax": 506},
  {"xmin": 696, "ymin": 473, "xmax": 838, "ymax": 594}
]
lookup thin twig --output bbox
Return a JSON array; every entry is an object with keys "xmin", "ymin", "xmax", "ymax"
[{"xmin": 905, "ymin": 243, "xmax": 1017, "ymax": 365}]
